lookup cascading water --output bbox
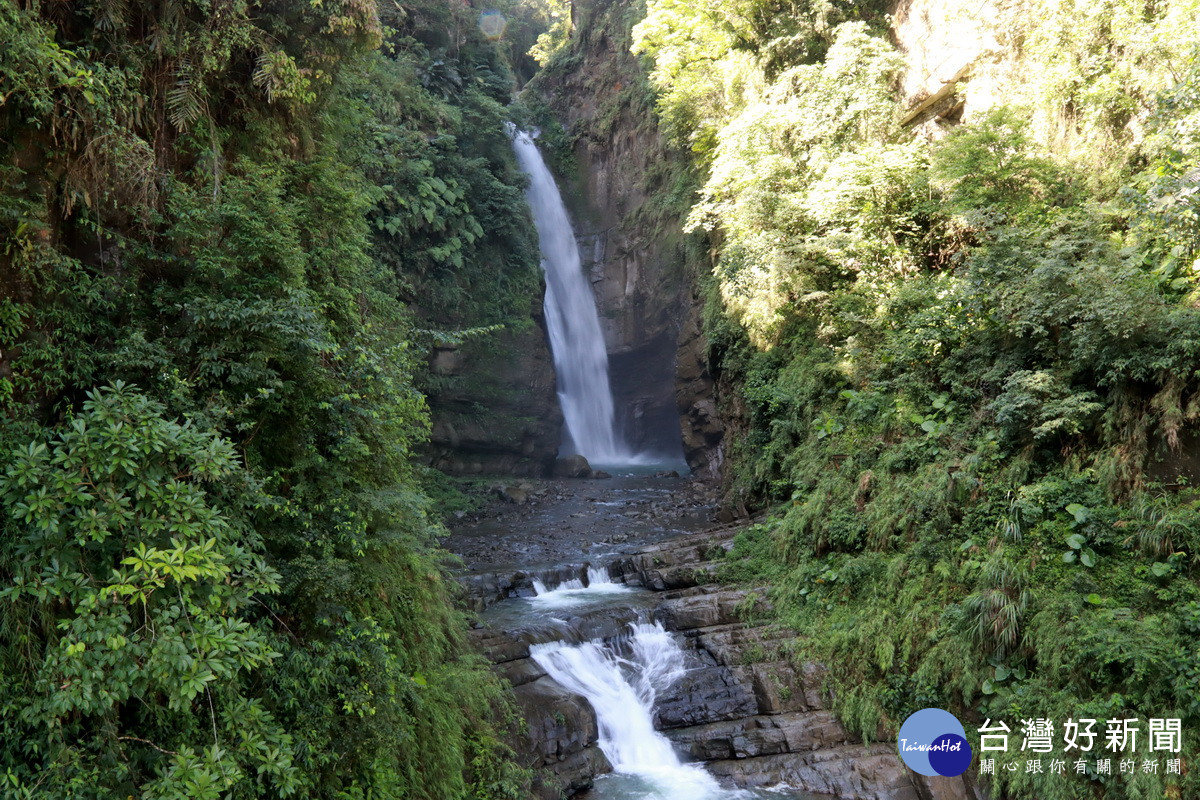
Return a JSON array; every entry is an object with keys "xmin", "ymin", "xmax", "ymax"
[
  {"xmin": 510, "ymin": 130, "xmax": 635, "ymax": 464},
  {"xmin": 531, "ymin": 567, "xmax": 632, "ymax": 609},
  {"xmin": 532, "ymin": 622, "xmax": 726, "ymax": 798},
  {"xmin": 500, "ymin": 132, "xmax": 799, "ymax": 799},
  {"xmin": 481, "ymin": 567, "xmax": 814, "ymax": 798}
]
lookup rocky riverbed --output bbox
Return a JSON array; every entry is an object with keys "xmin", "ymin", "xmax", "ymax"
[
  {"xmin": 444, "ymin": 472, "xmax": 715, "ymax": 582},
  {"xmin": 446, "ymin": 476, "xmax": 986, "ymax": 800}
]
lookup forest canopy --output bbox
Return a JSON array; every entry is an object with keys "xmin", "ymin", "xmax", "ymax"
[
  {"xmin": 0, "ymin": 0, "xmax": 553, "ymax": 797},
  {"xmin": 616, "ymin": 0, "xmax": 1200, "ymax": 797}
]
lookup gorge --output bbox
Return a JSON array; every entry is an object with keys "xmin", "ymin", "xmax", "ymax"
[
  {"xmin": 2, "ymin": 1, "xmax": 1200, "ymax": 799},
  {"xmin": 449, "ymin": 1, "xmax": 1200, "ymax": 798}
]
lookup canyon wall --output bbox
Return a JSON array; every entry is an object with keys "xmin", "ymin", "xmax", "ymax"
[
  {"xmin": 531, "ymin": 0, "xmax": 725, "ymax": 475},
  {"xmin": 425, "ymin": 312, "xmax": 562, "ymax": 477}
]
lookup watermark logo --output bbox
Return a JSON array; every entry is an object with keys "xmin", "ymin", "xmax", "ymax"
[{"xmin": 898, "ymin": 708, "xmax": 973, "ymax": 777}]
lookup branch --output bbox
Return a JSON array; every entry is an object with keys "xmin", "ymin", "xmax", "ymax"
[{"xmin": 118, "ymin": 736, "xmax": 178, "ymax": 756}]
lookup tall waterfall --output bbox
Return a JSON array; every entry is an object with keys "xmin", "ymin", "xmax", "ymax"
[
  {"xmin": 531, "ymin": 622, "xmax": 728, "ymax": 798},
  {"xmin": 511, "ymin": 131, "xmax": 632, "ymax": 464}
]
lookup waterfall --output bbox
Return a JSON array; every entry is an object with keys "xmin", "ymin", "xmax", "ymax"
[
  {"xmin": 530, "ymin": 567, "xmax": 632, "ymax": 609},
  {"xmin": 531, "ymin": 622, "xmax": 728, "ymax": 798},
  {"xmin": 511, "ymin": 130, "xmax": 634, "ymax": 464}
]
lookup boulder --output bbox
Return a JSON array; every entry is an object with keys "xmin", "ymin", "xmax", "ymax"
[
  {"xmin": 553, "ymin": 454, "xmax": 593, "ymax": 478},
  {"xmin": 496, "ymin": 485, "xmax": 529, "ymax": 504},
  {"xmin": 513, "ymin": 675, "xmax": 600, "ymax": 764},
  {"xmin": 511, "ymin": 675, "xmax": 612, "ymax": 799}
]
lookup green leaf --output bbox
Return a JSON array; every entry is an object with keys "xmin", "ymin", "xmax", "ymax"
[
  {"xmin": 1080, "ymin": 549, "xmax": 1097, "ymax": 568},
  {"xmin": 1066, "ymin": 533, "xmax": 1086, "ymax": 550},
  {"xmin": 1085, "ymin": 593, "xmax": 1104, "ymax": 605}
]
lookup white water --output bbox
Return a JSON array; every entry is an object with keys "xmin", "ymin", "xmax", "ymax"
[
  {"xmin": 531, "ymin": 622, "xmax": 731, "ymax": 799},
  {"xmin": 511, "ymin": 130, "xmax": 636, "ymax": 464},
  {"xmin": 531, "ymin": 567, "xmax": 632, "ymax": 608}
]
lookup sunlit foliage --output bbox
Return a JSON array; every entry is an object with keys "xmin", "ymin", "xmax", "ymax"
[{"xmin": 631, "ymin": 0, "xmax": 1200, "ymax": 797}]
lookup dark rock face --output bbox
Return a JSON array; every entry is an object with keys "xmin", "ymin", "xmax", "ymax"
[
  {"xmin": 675, "ymin": 303, "xmax": 724, "ymax": 478},
  {"xmin": 513, "ymin": 675, "xmax": 611, "ymax": 798},
  {"xmin": 464, "ymin": 528, "xmax": 986, "ymax": 800},
  {"xmin": 425, "ymin": 321, "xmax": 561, "ymax": 477},
  {"xmin": 536, "ymin": 0, "xmax": 723, "ymax": 473},
  {"xmin": 472, "ymin": 624, "xmax": 610, "ymax": 800}
]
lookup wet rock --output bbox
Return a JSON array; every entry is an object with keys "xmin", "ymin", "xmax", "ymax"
[
  {"xmin": 459, "ymin": 571, "xmax": 531, "ymax": 612},
  {"xmin": 493, "ymin": 657, "xmax": 548, "ymax": 687},
  {"xmin": 530, "ymin": 745, "xmax": 610, "ymax": 800},
  {"xmin": 592, "ymin": 470, "xmax": 612, "ymax": 479},
  {"xmin": 656, "ymin": 590, "xmax": 747, "ymax": 630},
  {"xmin": 553, "ymin": 454, "xmax": 593, "ymax": 478},
  {"xmin": 469, "ymin": 628, "xmax": 529, "ymax": 663},
  {"xmin": 666, "ymin": 711, "xmax": 848, "ymax": 760},
  {"xmin": 653, "ymin": 648, "xmax": 758, "ymax": 728},
  {"xmin": 497, "ymin": 486, "xmax": 529, "ymax": 504},
  {"xmin": 677, "ymin": 310, "xmax": 724, "ymax": 477},
  {"xmin": 609, "ymin": 530, "xmax": 736, "ymax": 590},
  {"xmin": 513, "ymin": 675, "xmax": 611, "ymax": 800},
  {"xmin": 425, "ymin": 326, "xmax": 560, "ymax": 478},
  {"xmin": 706, "ymin": 745, "xmax": 922, "ymax": 800}
]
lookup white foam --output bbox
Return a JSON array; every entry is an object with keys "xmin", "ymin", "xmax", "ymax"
[
  {"xmin": 530, "ymin": 567, "xmax": 631, "ymax": 608},
  {"xmin": 531, "ymin": 622, "xmax": 732, "ymax": 799}
]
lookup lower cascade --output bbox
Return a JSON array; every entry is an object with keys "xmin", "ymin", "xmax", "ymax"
[
  {"xmin": 531, "ymin": 567, "xmax": 633, "ymax": 609},
  {"xmin": 531, "ymin": 622, "xmax": 738, "ymax": 799}
]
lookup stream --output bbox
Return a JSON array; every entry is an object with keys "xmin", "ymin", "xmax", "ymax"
[
  {"xmin": 458, "ymin": 132, "xmax": 822, "ymax": 799},
  {"xmin": 474, "ymin": 554, "xmax": 821, "ymax": 800}
]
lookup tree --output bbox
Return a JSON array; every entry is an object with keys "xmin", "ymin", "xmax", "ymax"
[{"xmin": 0, "ymin": 383, "xmax": 296, "ymax": 800}]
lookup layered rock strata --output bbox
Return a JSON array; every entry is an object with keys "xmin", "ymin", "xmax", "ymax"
[{"xmin": 465, "ymin": 530, "xmax": 986, "ymax": 800}]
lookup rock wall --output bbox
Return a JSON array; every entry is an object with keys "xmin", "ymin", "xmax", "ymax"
[
  {"xmin": 531, "ymin": 0, "xmax": 723, "ymax": 474},
  {"xmin": 425, "ymin": 308, "xmax": 562, "ymax": 477}
]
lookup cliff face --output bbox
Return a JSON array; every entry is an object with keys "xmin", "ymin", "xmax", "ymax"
[
  {"xmin": 531, "ymin": 0, "xmax": 724, "ymax": 475},
  {"xmin": 425, "ymin": 311, "xmax": 562, "ymax": 478}
]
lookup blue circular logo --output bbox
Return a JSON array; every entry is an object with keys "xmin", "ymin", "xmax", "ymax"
[{"xmin": 897, "ymin": 708, "xmax": 973, "ymax": 776}]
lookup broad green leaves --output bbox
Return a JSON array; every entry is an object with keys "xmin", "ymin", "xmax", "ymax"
[{"xmin": 0, "ymin": 384, "xmax": 295, "ymax": 798}]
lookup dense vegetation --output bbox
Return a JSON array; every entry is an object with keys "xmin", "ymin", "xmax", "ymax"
[
  {"xmin": 7, "ymin": 0, "xmax": 1200, "ymax": 797},
  {"xmin": 0, "ymin": 1, "xmax": 548, "ymax": 797},
  {"xmin": 618, "ymin": 1, "xmax": 1200, "ymax": 797}
]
